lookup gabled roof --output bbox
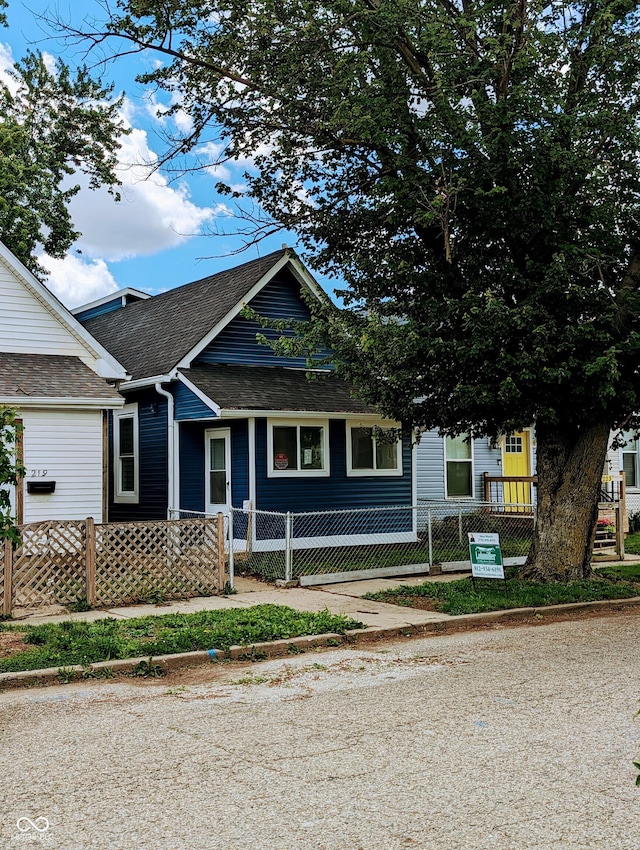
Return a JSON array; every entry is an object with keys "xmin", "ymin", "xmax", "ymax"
[
  {"xmin": 83, "ymin": 249, "xmax": 298, "ymax": 381},
  {"xmin": 181, "ymin": 364, "xmax": 376, "ymax": 415},
  {"xmin": 71, "ymin": 287, "xmax": 151, "ymax": 316},
  {"xmin": 0, "ymin": 353, "xmax": 123, "ymax": 407},
  {"xmin": 0, "ymin": 241, "xmax": 128, "ymax": 381}
]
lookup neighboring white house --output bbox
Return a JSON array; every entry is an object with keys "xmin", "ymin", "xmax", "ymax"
[
  {"xmin": 606, "ymin": 433, "xmax": 640, "ymax": 515},
  {"xmin": 0, "ymin": 242, "xmax": 127, "ymax": 524}
]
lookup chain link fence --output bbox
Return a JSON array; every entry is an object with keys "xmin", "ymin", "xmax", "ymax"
[{"xmin": 221, "ymin": 500, "xmax": 536, "ymax": 585}]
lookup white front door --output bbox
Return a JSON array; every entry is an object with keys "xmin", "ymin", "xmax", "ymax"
[{"xmin": 205, "ymin": 428, "xmax": 231, "ymax": 515}]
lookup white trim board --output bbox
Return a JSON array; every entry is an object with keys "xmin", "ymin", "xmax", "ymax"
[
  {"xmin": 251, "ymin": 531, "xmax": 418, "ymax": 553},
  {"xmin": 72, "ymin": 288, "xmax": 150, "ymax": 315},
  {"xmin": 1, "ymin": 396, "xmax": 124, "ymax": 409},
  {"xmin": 299, "ymin": 561, "xmax": 431, "ymax": 586}
]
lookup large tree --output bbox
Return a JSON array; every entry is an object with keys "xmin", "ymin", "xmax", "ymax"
[
  {"xmin": 72, "ymin": 0, "xmax": 640, "ymax": 580},
  {"xmin": 0, "ymin": 25, "xmax": 126, "ymax": 275}
]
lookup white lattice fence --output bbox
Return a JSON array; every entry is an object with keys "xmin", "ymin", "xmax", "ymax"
[
  {"xmin": 94, "ymin": 517, "xmax": 225, "ymax": 606},
  {"xmin": 2, "ymin": 515, "xmax": 226, "ymax": 616},
  {"xmin": 10, "ymin": 520, "xmax": 86, "ymax": 610}
]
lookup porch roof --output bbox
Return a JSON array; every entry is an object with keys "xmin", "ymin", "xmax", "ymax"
[
  {"xmin": 0, "ymin": 353, "xmax": 123, "ymax": 402},
  {"xmin": 180, "ymin": 364, "xmax": 376, "ymax": 415}
]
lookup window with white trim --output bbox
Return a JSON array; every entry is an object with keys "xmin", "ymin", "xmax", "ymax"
[
  {"xmin": 445, "ymin": 434, "xmax": 473, "ymax": 498},
  {"xmin": 622, "ymin": 431, "xmax": 639, "ymax": 488},
  {"xmin": 267, "ymin": 420, "xmax": 329, "ymax": 476},
  {"xmin": 113, "ymin": 404, "xmax": 139, "ymax": 503},
  {"xmin": 347, "ymin": 426, "xmax": 402, "ymax": 476}
]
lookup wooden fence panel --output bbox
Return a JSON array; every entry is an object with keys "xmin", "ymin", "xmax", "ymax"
[
  {"xmin": 3, "ymin": 538, "xmax": 12, "ymax": 617},
  {"xmin": 93, "ymin": 517, "xmax": 224, "ymax": 607},
  {"xmin": 1, "ymin": 516, "xmax": 226, "ymax": 616},
  {"xmin": 10, "ymin": 520, "xmax": 86, "ymax": 611}
]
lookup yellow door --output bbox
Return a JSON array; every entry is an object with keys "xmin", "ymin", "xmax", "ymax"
[{"xmin": 502, "ymin": 431, "xmax": 531, "ymax": 509}]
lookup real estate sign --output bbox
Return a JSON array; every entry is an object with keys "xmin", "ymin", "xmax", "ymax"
[{"xmin": 468, "ymin": 533, "xmax": 504, "ymax": 579}]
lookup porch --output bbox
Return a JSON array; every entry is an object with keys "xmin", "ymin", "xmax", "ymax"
[{"xmin": 483, "ymin": 473, "xmax": 537, "ymax": 513}]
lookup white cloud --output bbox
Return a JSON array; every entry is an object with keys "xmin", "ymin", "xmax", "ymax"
[
  {"xmin": 0, "ymin": 52, "xmax": 225, "ymax": 297},
  {"xmin": 0, "ymin": 41, "xmax": 18, "ymax": 93},
  {"xmin": 41, "ymin": 51, "xmax": 56, "ymax": 75},
  {"xmin": 40, "ymin": 254, "xmax": 120, "ymax": 308},
  {"xmin": 68, "ymin": 114, "xmax": 216, "ymax": 262}
]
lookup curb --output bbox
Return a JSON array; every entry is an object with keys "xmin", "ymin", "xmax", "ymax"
[{"xmin": 1, "ymin": 596, "xmax": 639, "ymax": 691}]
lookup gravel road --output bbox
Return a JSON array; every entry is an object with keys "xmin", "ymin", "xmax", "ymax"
[{"xmin": 1, "ymin": 613, "xmax": 639, "ymax": 850}]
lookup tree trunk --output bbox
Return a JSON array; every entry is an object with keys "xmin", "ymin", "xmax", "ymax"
[{"xmin": 522, "ymin": 420, "xmax": 611, "ymax": 581}]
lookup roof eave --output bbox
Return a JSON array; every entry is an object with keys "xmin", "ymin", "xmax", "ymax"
[
  {"xmin": 218, "ymin": 408, "xmax": 393, "ymax": 420},
  {"xmin": 0, "ymin": 396, "xmax": 124, "ymax": 409}
]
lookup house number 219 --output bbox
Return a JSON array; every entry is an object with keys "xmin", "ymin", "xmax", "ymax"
[{"xmin": 29, "ymin": 469, "xmax": 48, "ymax": 477}]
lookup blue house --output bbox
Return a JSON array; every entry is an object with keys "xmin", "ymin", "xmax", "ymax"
[{"xmin": 76, "ymin": 249, "xmax": 417, "ymax": 548}]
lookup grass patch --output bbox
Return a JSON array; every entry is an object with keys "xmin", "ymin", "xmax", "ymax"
[
  {"xmin": 364, "ymin": 571, "xmax": 640, "ymax": 616},
  {"xmin": 622, "ymin": 533, "xmax": 640, "ymax": 555},
  {"xmin": 596, "ymin": 562, "xmax": 640, "ymax": 583},
  {"xmin": 0, "ymin": 605, "xmax": 363, "ymax": 674}
]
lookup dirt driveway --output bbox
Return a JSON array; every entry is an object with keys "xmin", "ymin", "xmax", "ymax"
[{"xmin": 1, "ymin": 613, "xmax": 639, "ymax": 849}]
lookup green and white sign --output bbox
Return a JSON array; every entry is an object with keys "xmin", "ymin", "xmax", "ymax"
[{"xmin": 468, "ymin": 533, "xmax": 504, "ymax": 579}]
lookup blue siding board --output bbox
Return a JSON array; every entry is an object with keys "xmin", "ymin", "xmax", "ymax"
[
  {"xmin": 179, "ymin": 422, "xmax": 205, "ymax": 512},
  {"xmin": 108, "ymin": 390, "xmax": 168, "ymax": 521},
  {"xmin": 230, "ymin": 421, "xmax": 250, "ymax": 508},
  {"xmin": 179, "ymin": 420, "xmax": 249, "ymax": 512},
  {"xmin": 173, "ymin": 381, "xmax": 218, "ymax": 421},
  {"xmin": 254, "ymin": 419, "xmax": 412, "ymax": 537},
  {"xmin": 76, "ymin": 298, "xmax": 124, "ymax": 322},
  {"xmin": 195, "ymin": 271, "xmax": 332, "ymax": 368}
]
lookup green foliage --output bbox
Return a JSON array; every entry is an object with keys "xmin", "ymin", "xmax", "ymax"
[
  {"xmin": 78, "ymin": 0, "xmax": 640, "ymax": 435},
  {"xmin": 71, "ymin": 1, "xmax": 640, "ymax": 578},
  {"xmin": 133, "ymin": 658, "xmax": 164, "ymax": 678},
  {"xmin": 0, "ymin": 43, "xmax": 126, "ymax": 274},
  {"xmin": 0, "ymin": 406, "xmax": 24, "ymax": 544},
  {"xmin": 623, "ymin": 533, "xmax": 640, "ymax": 555},
  {"xmin": 69, "ymin": 597, "xmax": 93, "ymax": 613},
  {"xmin": 0, "ymin": 604, "xmax": 363, "ymax": 673}
]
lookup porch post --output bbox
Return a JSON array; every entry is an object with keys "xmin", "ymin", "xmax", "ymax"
[
  {"xmin": 3, "ymin": 538, "xmax": 13, "ymax": 618},
  {"xmin": 85, "ymin": 517, "xmax": 96, "ymax": 607},
  {"xmin": 228, "ymin": 507, "xmax": 235, "ymax": 591},
  {"xmin": 284, "ymin": 511, "xmax": 293, "ymax": 583}
]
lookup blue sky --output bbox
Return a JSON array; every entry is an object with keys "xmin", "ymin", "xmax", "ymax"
[{"xmin": 2, "ymin": 1, "xmax": 318, "ymax": 307}]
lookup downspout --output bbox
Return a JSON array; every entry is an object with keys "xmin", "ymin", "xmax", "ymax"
[{"xmin": 155, "ymin": 383, "xmax": 177, "ymax": 518}]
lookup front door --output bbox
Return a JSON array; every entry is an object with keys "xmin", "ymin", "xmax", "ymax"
[
  {"xmin": 205, "ymin": 429, "xmax": 231, "ymax": 515},
  {"xmin": 502, "ymin": 431, "xmax": 531, "ymax": 508}
]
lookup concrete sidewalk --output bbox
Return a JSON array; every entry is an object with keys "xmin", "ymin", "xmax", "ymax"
[
  {"xmin": 12, "ymin": 573, "xmax": 453, "ymax": 631},
  {"xmin": 12, "ymin": 556, "xmax": 640, "ymax": 631},
  {"xmin": 4, "ymin": 568, "xmax": 640, "ymax": 691}
]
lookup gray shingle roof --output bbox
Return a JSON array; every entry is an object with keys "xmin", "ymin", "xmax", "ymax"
[
  {"xmin": 181, "ymin": 364, "xmax": 376, "ymax": 414},
  {"xmin": 0, "ymin": 353, "xmax": 122, "ymax": 401},
  {"xmin": 83, "ymin": 250, "xmax": 287, "ymax": 380}
]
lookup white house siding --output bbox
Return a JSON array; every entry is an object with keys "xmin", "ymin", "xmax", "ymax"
[
  {"xmin": 605, "ymin": 440, "xmax": 640, "ymax": 515},
  {"xmin": 0, "ymin": 263, "xmax": 92, "ymax": 363},
  {"xmin": 20, "ymin": 409, "xmax": 105, "ymax": 523}
]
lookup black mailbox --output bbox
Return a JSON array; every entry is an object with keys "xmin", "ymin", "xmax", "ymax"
[{"xmin": 27, "ymin": 480, "xmax": 56, "ymax": 495}]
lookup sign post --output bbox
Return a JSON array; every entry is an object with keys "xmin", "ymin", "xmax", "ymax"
[{"xmin": 468, "ymin": 532, "xmax": 507, "ymax": 594}]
